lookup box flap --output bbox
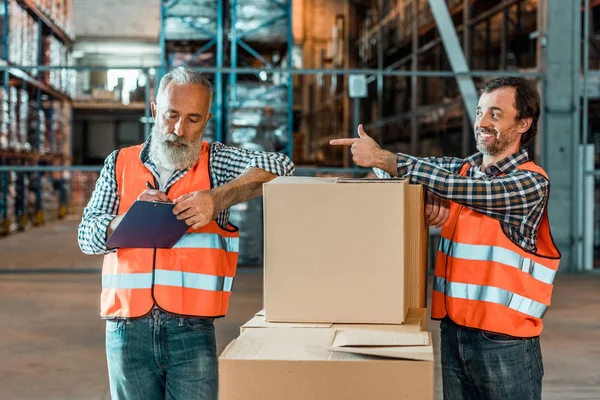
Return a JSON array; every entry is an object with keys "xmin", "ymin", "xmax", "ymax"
[
  {"xmin": 222, "ymin": 328, "xmax": 338, "ymax": 361},
  {"xmin": 332, "ymin": 330, "xmax": 430, "ymax": 348},
  {"xmin": 242, "ymin": 315, "xmax": 333, "ymax": 330},
  {"xmin": 332, "ymin": 315, "xmax": 422, "ymax": 332},
  {"xmin": 329, "ymin": 345, "xmax": 434, "ymax": 362},
  {"xmin": 222, "ymin": 328, "xmax": 434, "ymax": 363},
  {"xmin": 265, "ymin": 176, "xmax": 338, "ymax": 185},
  {"xmin": 335, "ymin": 177, "xmax": 408, "ymax": 184},
  {"xmin": 255, "ymin": 309, "xmax": 265, "ymax": 316}
]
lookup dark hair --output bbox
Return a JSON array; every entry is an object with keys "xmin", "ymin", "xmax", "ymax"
[{"xmin": 482, "ymin": 77, "xmax": 540, "ymax": 146}]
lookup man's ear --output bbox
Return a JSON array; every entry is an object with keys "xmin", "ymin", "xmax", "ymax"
[
  {"xmin": 518, "ymin": 117, "xmax": 532, "ymax": 134},
  {"xmin": 151, "ymin": 102, "xmax": 158, "ymax": 121}
]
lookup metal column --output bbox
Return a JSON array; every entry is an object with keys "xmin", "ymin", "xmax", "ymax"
[
  {"xmin": 427, "ymin": 0, "xmax": 478, "ymax": 124},
  {"xmin": 542, "ymin": 0, "xmax": 581, "ymax": 272},
  {"xmin": 410, "ymin": 0, "xmax": 418, "ymax": 156}
]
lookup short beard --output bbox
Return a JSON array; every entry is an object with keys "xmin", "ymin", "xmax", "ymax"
[
  {"xmin": 475, "ymin": 126, "xmax": 515, "ymax": 156},
  {"xmin": 147, "ymin": 125, "xmax": 203, "ymax": 170}
]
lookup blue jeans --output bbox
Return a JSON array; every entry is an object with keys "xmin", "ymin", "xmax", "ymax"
[
  {"xmin": 440, "ymin": 317, "xmax": 544, "ymax": 400},
  {"xmin": 105, "ymin": 309, "xmax": 218, "ymax": 400}
]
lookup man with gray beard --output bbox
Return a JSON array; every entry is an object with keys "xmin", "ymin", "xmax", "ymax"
[
  {"xmin": 78, "ymin": 66, "xmax": 294, "ymax": 400},
  {"xmin": 330, "ymin": 77, "xmax": 560, "ymax": 400}
]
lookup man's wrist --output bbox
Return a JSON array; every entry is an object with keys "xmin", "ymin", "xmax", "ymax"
[
  {"xmin": 375, "ymin": 150, "xmax": 398, "ymax": 176},
  {"xmin": 210, "ymin": 187, "xmax": 227, "ymax": 217}
]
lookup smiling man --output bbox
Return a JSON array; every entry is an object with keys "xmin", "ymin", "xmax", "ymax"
[
  {"xmin": 78, "ymin": 66, "xmax": 294, "ymax": 400},
  {"xmin": 331, "ymin": 77, "xmax": 561, "ymax": 400}
]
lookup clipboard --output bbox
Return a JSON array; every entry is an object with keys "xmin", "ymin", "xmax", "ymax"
[{"xmin": 106, "ymin": 200, "xmax": 190, "ymax": 250}]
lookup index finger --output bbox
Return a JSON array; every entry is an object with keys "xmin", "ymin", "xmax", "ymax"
[
  {"xmin": 330, "ymin": 138, "xmax": 359, "ymax": 146},
  {"xmin": 140, "ymin": 189, "xmax": 170, "ymax": 202},
  {"xmin": 173, "ymin": 194, "xmax": 194, "ymax": 215},
  {"xmin": 174, "ymin": 193, "xmax": 194, "ymax": 204}
]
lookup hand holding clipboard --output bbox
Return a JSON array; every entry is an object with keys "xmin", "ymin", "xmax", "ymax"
[{"xmin": 105, "ymin": 182, "xmax": 190, "ymax": 250}]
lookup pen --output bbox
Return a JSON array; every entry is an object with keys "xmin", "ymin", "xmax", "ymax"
[{"xmin": 146, "ymin": 181, "xmax": 156, "ymax": 190}]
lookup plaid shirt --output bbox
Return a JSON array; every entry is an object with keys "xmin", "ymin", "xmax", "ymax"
[
  {"xmin": 78, "ymin": 139, "xmax": 295, "ymax": 255},
  {"xmin": 376, "ymin": 148, "xmax": 549, "ymax": 252}
]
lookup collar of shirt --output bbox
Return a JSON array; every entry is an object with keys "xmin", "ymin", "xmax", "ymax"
[{"xmin": 464, "ymin": 148, "xmax": 530, "ymax": 176}]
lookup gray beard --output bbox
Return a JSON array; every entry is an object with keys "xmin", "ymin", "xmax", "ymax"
[{"xmin": 147, "ymin": 125, "xmax": 203, "ymax": 170}]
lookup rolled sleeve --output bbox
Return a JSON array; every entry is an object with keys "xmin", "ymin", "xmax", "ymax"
[
  {"xmin": 245, "ymin": 151, "xmax": 295, "ymax": 177},
  {"xmin": 210, "ymin": 142, "xmax": 294, "ymax": 187},
  {"xmin": 77, "ymin": 151, "xmax": 120, "ymax": 255}
]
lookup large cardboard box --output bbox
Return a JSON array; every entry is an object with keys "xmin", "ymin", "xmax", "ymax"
[
  {"xmin": 219, "ymin": 327, "xmax": 434, "ymax": 400},
  {"xmin": 263, "ymin": 177, "xmax": 427, "ymax": 324}
]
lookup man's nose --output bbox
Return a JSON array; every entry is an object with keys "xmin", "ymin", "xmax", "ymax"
[
  {"xmin": 478, "ymin": 116, "xmax": 493, "ymax": 129},
  {"xmin": 173, "ymin": 118, "xmax": 185, "ymax": 136}
]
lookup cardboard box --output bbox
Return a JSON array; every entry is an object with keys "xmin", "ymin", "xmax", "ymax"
[
  {"xmin": 240, "ymin": 308, "xmax": 428, "ymax": 334},
  {"xmin": 263, "ymin": 177, "xmax": 427, "ymax": 324},
  {"xmin": 407, "ymin": 184, "xmax": 428, "ymax": 308},
  {"xmin": 219, "ymin": 327, "xmax": 434, "ymax": 400}
]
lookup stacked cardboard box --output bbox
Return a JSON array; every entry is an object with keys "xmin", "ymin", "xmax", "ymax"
[{"xmin": 219, "ymin": 177, "xmax": 433, "ymax": 399}]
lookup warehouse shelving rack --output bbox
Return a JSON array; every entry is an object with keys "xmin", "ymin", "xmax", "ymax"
[
  {"xmin": 0, "ymin": 0, "xmax": 73, "ymax": 234},
  {"xmin": 159, "ymin": 0, "xmax": 225, "ymax": 142},
  {"xmin": 349, "ymin": 0, "xmax": 537, "ymax": 159},
  {"xmin": 158, "ymin": 0, "xmax": 293, "ymax": 156}
]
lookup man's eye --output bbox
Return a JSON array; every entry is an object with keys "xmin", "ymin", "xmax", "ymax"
[
  {"xmin": 167, "ymin": 114, "xmax": 178, "ymax": 119},
  {"xmin": 189, "ymin": 119, "xmax": 199, "ymax": 123}
]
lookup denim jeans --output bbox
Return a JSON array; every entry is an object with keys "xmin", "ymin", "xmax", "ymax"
[
  {"xmin": 440, "ymin": 317, "xmax": 544, "ymax": 400},
  {"xmin": 105, "ymin": 308, "xmax": 218, "ymax": 400}
]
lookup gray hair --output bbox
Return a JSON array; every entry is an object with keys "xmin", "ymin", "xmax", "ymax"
[{"xmin": 156, "ymin": 66, "xmax": 214, "ymax": 101}]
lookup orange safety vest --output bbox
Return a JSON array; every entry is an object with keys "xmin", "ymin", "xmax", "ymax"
[
  {"xmin": 101, "ymin": 141, "xmax": 239, "ymax": 318},
  {"xmin": 431, "ymin": 161, "xmax": 561, "ymax": 338}
]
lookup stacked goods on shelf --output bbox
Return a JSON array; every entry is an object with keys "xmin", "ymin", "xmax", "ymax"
[
  {"xmin": 0, "ymin": 88, "xmax": 8, "ymax": 149},
  {"xmin": 8, "ymin": 86, "xmax": 18, "ymax": 150},
  {"xmin": 7, "ymin": 1, "xmax": 40, "ymax": 70},
  {"xmin": 49, "ymin": 100, "xmax": 62, "ymax": 154},
  {"xmin": 61, "ymin": 101, "xmax": 71, "ymax": 155},
  {"xmin": 5, "ymin": 172, "xmax": 17, "ymax": 233},
  {"xmin": 229, "ymin": 197, "xmax": 263, "ymax": 265},
  {"xmin": 236, "ymin": 0, "xmax": 287, "ymax": 42},
  {"xmin": 35, "ymin": 0, "xmax": 74, "ymax": 38},
  {"xmin": 43, "ymin": 35, "xmax": 73, "ymax": 95},
  {"xmin": 24, "ymin": 172, "xmax": 35, "ymax": 228},
  {"xmin": 228, "ymin": 82, "xmax": 288, "ymax": 152},
  {"xmin": 18, "ymin": 89, "xmax": 30, "ymax": 151},
  {"xmin": 40, "ymin": 174, "xmax": 59, "ymax": 222},
  {"xmin": 8, "ymin": 0, "xmax": 22, "ymax": 64},
  {"xmin": 28, "ymin": 100, "xmax": 49, "ymax": 153},
  {"xmin": 70, "ymin": 172, "xmax": 99, "ymax": 215},
  {"xmin": 0, "ymin": 0, "xmax": 73, "ymax": 232},
  {"xmin": 163, "ymin": 0, "xmax": 217, "ymax": 41}
]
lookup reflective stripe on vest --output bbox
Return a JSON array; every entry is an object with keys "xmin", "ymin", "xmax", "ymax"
[
  {"xmin": 103, "ymin": 271, "xmax": 234, "ymax": 292},
  {"xmin": 438, "ymin": 237, "xmax": 557, "ymax": 285},
  {"xmin": 433, "ymin": 276, "xmax": 548, "ymax": 319},
  {"xmin": 172, "ymin": 232, "xmax": 239, "ymax": 252}
]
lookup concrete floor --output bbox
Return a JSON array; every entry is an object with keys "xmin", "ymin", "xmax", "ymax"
[{"xmin": 0, "ymin": 219, "xmax": 599, "ymax": 399}]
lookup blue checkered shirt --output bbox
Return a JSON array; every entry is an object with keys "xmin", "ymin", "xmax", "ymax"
[
  {"xmin": 78, "ymin": 140, "xmax": 294, "ymax": 255},
  {"xmin": 375, "ymin": 149, "xmax": 549, "ymax": 252}
]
